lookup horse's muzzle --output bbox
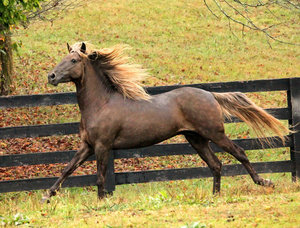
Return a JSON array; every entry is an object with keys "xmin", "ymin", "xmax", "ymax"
[{"xmin": 48, "ymin": 73, "xmax": 58, "ymax": 86}]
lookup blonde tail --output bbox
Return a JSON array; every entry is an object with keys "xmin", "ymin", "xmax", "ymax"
[{"xmin": 212, "ymin": 92, "xmax": 290, "ymax": 145}]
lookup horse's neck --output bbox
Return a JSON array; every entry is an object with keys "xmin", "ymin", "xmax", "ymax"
[{"xmin": 75, "ymin": 61, "xmax": 110, "ymax": 117}]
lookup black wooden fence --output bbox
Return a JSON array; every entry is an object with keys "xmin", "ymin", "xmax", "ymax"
[{"xmin": 0, "ymin": 78, "xmax": 299, "ymax": 193}]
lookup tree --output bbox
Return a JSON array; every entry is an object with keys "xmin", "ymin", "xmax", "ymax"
[
  {"xmin": 204, "ymin": 0, "xmax": 300, "ymax": 46},
  {"xmin": 0, "ymin": 0, "xmax": 81, "ymax": 95}
]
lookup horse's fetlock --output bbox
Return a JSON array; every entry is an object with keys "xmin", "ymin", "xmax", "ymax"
[
  {"xmin": 263, "ymin": 178, "xmax": 275, "ymax": 187},
  {"xmin": 41, "ymin": 195, "xmax": 51, "ymax": 204},
  {"xmin": 49, "ymin": 189, "xmax": 57, "ymax": 197}
]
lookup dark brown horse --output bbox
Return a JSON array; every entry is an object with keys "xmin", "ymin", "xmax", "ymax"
[{"xmin": 44, "ymin": 42, "xmax": 289, "ymax": 201}]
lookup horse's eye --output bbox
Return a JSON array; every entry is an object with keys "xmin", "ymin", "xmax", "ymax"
[{"xmin": 71, "ymin": 59, "xmax": 77, "ymax": 64}]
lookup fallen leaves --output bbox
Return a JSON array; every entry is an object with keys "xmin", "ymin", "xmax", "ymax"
[{"xmin": 0, "ymin": 155, "xmax": 208, "ymax": 181}]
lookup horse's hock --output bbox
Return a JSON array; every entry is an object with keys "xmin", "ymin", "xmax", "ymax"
[{"xmin": 0, "ymin": 78, "xmax": 299, "ymax": 193}]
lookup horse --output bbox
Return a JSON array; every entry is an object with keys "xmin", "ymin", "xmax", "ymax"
[{"xmin": 44, "ymin": 42, "xmax": 289, "ymax": 201}]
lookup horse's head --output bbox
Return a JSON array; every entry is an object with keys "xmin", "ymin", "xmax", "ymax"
[{"xmin": 48, "ymin": 42, "xmax": 87, "ymax": 86}]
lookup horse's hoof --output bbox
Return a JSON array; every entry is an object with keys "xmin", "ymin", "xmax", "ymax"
[
  {"xmin": 263, "ymin": 179, "xmax": 275, "ymax": 188},
  {"xmin": 97, "ymin": 192, "xmax": 107, "ymax": 200},
  {"xmin": 97, "ymin": 191, "xmax": 113, "ymax": 200},
  {"xmin": 212, "ymin": 189, "xmax": 221, "ymax": 195},
  {"xmin": 41, "ymin": 195, "xmax": 50, "ymax": 204}
]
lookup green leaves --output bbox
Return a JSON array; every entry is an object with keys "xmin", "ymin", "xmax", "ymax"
[
  {"xmin": 0, "ymin": 0, "xmax": 44, "ymax": 32},
  {"xmin": 2, "ymin": 0, "xmax": 9, "ymax": 6}
]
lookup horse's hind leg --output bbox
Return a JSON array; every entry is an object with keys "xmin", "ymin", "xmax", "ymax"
[
  {"xmin": 185, "ymin": 133, "xmax": 222, "ymax": 194},
  {"xmin": 213, "ymin": 134, "xmax": 274, "ymax": 187}
]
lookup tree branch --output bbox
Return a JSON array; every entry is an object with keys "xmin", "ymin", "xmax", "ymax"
[
  {"xmin": 204, "ymin": 0, "xmax": 300, "ymax": 45},
  {"xmin": 24, "ymin": 0, "xmax": 84, "ymax": 25}
]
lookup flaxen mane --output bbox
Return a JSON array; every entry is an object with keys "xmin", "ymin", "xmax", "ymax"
[{"xmin": 71, "ymin": 42, "xmax": 151, "ymax": 101}]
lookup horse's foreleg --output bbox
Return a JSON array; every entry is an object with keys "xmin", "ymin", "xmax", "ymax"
[
  {"xmin": 41, "ymin": 142, "xmax": 93, "ymax": 203},
  {"xmin": 94, "ymin": 144, "xmax": 111, "ymax": 199},
  {"xmin": 185, "ymin": 134, "xmax": 222, "ymax": 194}
]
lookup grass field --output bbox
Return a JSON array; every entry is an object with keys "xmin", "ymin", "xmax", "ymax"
[
  {"xmin": 12, "ymin": 0, "xmax": 300, "ymax": 95},
  {"xmin": 1, "ymin": 176, "xmax": 300, "ymax": 227},
  {"xmin": 1, "ymin": 0, "xmax": 300, "ymax": 227}
]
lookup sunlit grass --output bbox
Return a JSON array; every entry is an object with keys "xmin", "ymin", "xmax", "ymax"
[
  {"xmin": 11, "ymin": 0, "xmax": 300, "ymax": 95},
  {"xmin": 0, "ymin": 175, "xmax": 299, "ymax": 227}
]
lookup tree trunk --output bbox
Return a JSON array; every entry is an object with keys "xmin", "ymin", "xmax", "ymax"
[{"xmin": 0, "ymin": 31, "xmax": 13, "ymax": 95}]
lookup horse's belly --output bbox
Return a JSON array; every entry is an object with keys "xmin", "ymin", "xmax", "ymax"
[
  {"xmin": 112, "ymin": 120, "xmax": 178, "ymax": 149},
  {"xmin": 110, "ymin": 91, "xmax": 186, "ymax": 149}
]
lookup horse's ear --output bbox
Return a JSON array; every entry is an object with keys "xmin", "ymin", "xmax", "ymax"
[
  {"xmin": 88, "ymin": 51, "xmax": 98, "ymax": 60},
  {"xmin": 80, "ymin": 42, "xmax": 86, "ymax": 54},
  {"xmin": 67, "ymin": 43, "xmax": 72, "ymax": 53}
]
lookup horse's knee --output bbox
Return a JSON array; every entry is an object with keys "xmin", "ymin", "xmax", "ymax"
[
  {"xmin": 210, "ymin": 160, "xmax": 222, "ymax": 177},
  {"xmin": 214, "ymin": 158, "xmax": 222, "ymax": 172},
  {"xmin": 217, "ymin": 165, "xmax": 222, "ymax": 175},
  {"xmin": 96, "ymin": 174, "xmax": 105, "ymax": 186}
]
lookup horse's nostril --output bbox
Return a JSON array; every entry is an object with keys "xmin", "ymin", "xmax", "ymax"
[{"xmin": 49, "ymin": 73, "xmax": 56, "ymax": 79}]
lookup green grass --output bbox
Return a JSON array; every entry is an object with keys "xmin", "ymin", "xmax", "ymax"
[
  {"xmin": 1, "ymin": 0, "xmax": 300, "ymax": 227},
  {"xmin": 1, "ymin": 175, "xmax": 300, "ymax": 227},
  {"xmin": 12, "ymin": 0, "xmax": 300, "ymax": 95}
]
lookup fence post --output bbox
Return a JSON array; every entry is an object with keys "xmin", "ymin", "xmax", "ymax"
[
  {"xmin": 289, "ymin": 77, "xmax": 300, "ymax": 181},
  {"xmin": 104, "ymin": 151, "xmax": 116, "ymax": 193}
]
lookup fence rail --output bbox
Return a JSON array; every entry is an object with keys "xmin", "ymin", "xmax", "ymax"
[
  {"xmin": 0, "ymin": 78, "xmax": 299, "ymax": 193},
  {"xmin": 0, "ymin": 108, "xmax": 290, "ymax": 139},
  {"xmin": 0, "ymin": 137, "xmax": 290, "ymax": 168},
  {"xmin": 0, "ymin": 78, "xmax": 290, "ymax": 109}
]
